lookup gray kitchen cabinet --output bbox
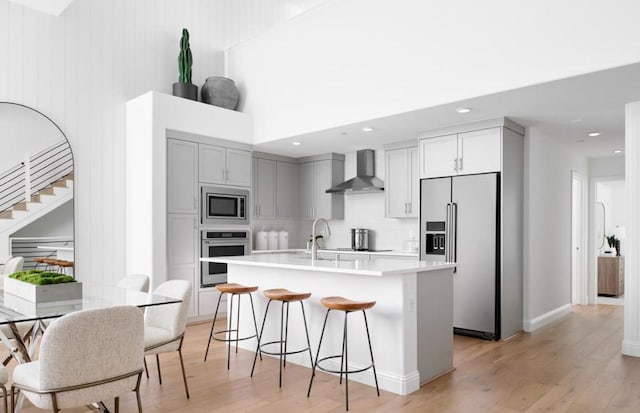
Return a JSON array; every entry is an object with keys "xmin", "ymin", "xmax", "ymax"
[
  {"xmin": 385, "ymin": 145, "xmax": 419, "ymax": 218},
  {"xmin": 253, "ymin": 157, "xmax": 277, "ymax": 219},
  {"xmin": 419, "ymin": 127, "xmax": 501, "ymax": 178},
  {"xmin": 167, "ymin": 138, "xmax": 199, "ymax": 214},
  {"xmin": 167, "ymin": 213, "xmax": 199, "ymax": 318},
  {"xmin": 276, "ymin": 161, "xmax": 297, "ymax": 219},
  {"xmin": 297, "ymin": 154, "xmax": 344, "ymax": 220},
  {"xmin": 199, "ymin": 143, "xmax": 251, "ymax": 187}
]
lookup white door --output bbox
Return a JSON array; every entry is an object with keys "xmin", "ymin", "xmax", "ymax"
[
  {"xmin": 571, "ymin": 171, "xmax": 588, "ymax": 305},
  {"xmin": 167, "ymin": 139, "xmax": 198, "ymax": 214},
  {"xmin": 420, "ymin": 134, "xmax": 459, "ymax": 178},
  {"xmin": 199, "ymin": 144, "xmax": 226, "ymax": 184},
  {"xmin": 226, "ymin": 149, "xmax": 252, "ymax": 187},
  {"xmin": 458, "ymin": 128, "xmax": 501, "ymax": 175}
]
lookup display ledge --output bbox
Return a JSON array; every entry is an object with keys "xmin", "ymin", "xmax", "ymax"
[
  {"xmin": 201, "ymin": 253, "xmax": 455, "ymax": 277},
  {"xmin": 252, "ymin": 248, "xmax": 419, "ymax": 258}
]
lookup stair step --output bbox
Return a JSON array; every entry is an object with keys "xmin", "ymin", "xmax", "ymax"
[
  {"xmin": 13, "ymin": 202, "xmax": 28, "ymax": 211},
  {"xmin": 0, "ymin": 210, "xmax": 12, "ymax": 219},
  {"xmin": 51, "ymin": 180, "xmax": 67, "ymax": 188},
  {"xmin": 30, "ymin": 194, "xmax": 42, "ymax": 203},
  {"xmin": 39, "ymin": 187, "xmax": 55, "ymax": 196},
  {"xmin": 65, "ymin": 172, "xmax": 74, "ymax": 181}
]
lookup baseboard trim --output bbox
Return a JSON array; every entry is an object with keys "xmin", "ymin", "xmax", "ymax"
[
  {"xmin": 523, "ymin": 303, "xmax": 572, "ymax": 332},
  {"xmin": 622, "ymin": 340, "xmax": 640, "ymax": 357}
]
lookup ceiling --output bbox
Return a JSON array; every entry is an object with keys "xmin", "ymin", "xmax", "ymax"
[
  {"xmin": 254, "ymin": 62, "xmax": 640, "ymax": 160},
  {"xmin": 8, "ymin": 0, "xmax": 73, "ymax": 16}
]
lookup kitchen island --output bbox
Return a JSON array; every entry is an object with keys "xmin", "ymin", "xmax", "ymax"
[{"xmin": 201, "ymin": 251, "xmax": 455, "ymax": 395}]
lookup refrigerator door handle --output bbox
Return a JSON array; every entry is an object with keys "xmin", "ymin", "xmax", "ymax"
[
  {"xmin": 452, "ymin": 202, "xmax": 458, "ymax": 266},
  {"xmin": 446, "ymin": 202, "xmax": 452, "ymax": 262}
]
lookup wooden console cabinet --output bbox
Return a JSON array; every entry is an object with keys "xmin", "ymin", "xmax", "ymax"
[{"xmin": 598, "ymin": 256, "xmax": 624, "ymax": 296}]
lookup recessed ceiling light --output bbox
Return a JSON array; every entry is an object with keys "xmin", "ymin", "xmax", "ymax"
[
  {"xmin": 292, "ymin": 142, "xmax": 302, "ymax": 146},
  {"xmin": 613, "ymin": 149, "xmax": 623, "ymax": 154},
  {"xmin": 588, "ymin": 132, "xmax": 600, "ymax": 137},
  {"xmin": 362, "ymin": 126, "xmax": 374, "ymax": 132},
  {"xmin": 456, "ymin": 107, "xmax": 471, "ymax": 114}
]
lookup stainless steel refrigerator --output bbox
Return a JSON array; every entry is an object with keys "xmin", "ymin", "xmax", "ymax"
[{"xmin": 420, "ymin": 173, "xmax": 500, "ymax": 340}]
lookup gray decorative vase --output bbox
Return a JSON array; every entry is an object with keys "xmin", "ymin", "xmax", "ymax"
[
  {"xmin": 172, "ymin": 82, "xmax": 198, "ymax": 101},
  {"xmin": 201, "ymin": 77, "xmax": 239, "ymax": 110}
]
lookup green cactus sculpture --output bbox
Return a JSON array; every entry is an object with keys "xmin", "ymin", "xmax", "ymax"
[{"xmin": 178, "ymin": 28, "xmax": 193, "ymax": 84}]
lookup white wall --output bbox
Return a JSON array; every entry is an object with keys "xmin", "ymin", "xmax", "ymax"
[
  {"xmin": 227, "ymin": 0, "xmax": 640, "ymax": 143},
  {"xmin": 0, "ymin": 0, "xmax": 315, "ymax": 287},
  {"xmin": 296, "ymin": 150, "xmax": 419, "ymax": 251},
  {"xmin": 12, "ymin": 199, "xmax": 73, "ymax": 237},
  {"xmin": 590, "ymin": 156, "xmax": 625, "ymax": 178},
  {"xmin": 524, "ymin": 127, "xmax": 588, "ymax": 329}
]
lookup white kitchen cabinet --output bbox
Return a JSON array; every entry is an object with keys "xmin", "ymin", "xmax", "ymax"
[
  {"xmin": 167, "ymin": 139, "xmax": 199, "ymax": 214},
  {"xmin": 253, "ymin": 158, "xmax": 277, "ymax": 219},
  {"xmin": 297, "ymin": 155, "xmax": 344, "ymax": 220},
  {"xmin": 385, "ymin": 145, "xmax": 419, "ymax": 218},
  {"xmin": 276, "ymin": 161, "xmax": 297, "ymax": 219},
  {"xmin": 167, "ymin": 213, "xmax": 199, "ymax": 318},
  {"xmin": 419, "ymin": 128, "xmax": 501, "ymax": 178},
  {"xmin": 199, "ymin": 143, "xmax": 251, "ymax": 187}
]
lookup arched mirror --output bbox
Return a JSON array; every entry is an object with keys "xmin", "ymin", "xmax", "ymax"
[{"xmin": 0, "ymin": 103, "xmax": 74, "ymax": 275}]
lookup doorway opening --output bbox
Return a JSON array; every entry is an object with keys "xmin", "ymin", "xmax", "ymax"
[{"xmin": 593, "ymin": 178, "xmax": 626, "ymax": 305}]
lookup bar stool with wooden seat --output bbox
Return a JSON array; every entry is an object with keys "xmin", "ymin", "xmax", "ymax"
[
  {"xmin": 251, "ymin": 289, "xmax": 314, "ymax": 387},
  {"xmin": 56, "ymin": 260, "xmax": 74, "ymax": 274},
  {"xmin": 204, "ymin": 283, "xmax": 261, "ymax": 370},
  {"xmin": 307, "ymin": 296, "xmax": 380, "ymax": 411},
  {"xmin": 41, "ymin": 258, "xmax": 58, "ymax": 272},
  {"xmin": 33, "ymin": 257, "xmax": 47, "ymax": 270}
]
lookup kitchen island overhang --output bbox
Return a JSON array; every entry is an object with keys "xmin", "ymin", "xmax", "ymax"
[{"xmin": 201, "ymin": 253, "xmax": 456, "ymax": 395}]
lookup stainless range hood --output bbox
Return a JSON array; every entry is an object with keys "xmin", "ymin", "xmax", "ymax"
[{"xmin": 326, "ymin": 149, "xmax": 384, "ymax": 194}]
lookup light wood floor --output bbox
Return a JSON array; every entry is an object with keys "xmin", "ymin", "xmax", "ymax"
[{"xmin": 7, "ymin": 304, "xmax": 640, "ymax": 412}]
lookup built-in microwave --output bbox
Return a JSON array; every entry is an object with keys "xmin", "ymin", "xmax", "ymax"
[{"xmin": 201, "ymin": 186, "xmax": 250, "ymax": 226}]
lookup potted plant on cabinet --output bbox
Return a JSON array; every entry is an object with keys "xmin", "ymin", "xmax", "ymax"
[{"xmin": 172, "ymin": 28, "xmax": 198, "ymax": 101}]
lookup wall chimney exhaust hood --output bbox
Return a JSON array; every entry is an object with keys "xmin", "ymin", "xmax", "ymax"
[{"xmin": 326, "ymin": 149, "xmax": 384, "ymax": 194}]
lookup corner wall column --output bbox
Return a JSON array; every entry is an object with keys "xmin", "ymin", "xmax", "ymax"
[{"xmin": 623, "ymin": 101, "xmax": 640, "ymax": 356}]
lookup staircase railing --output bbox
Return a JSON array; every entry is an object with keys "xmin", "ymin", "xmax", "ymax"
[{"xmin": 0, "ymin": 140, "xmax": 73, "ymax": 213}]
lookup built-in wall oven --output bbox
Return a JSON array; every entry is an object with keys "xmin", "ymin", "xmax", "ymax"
[
  {"xmin": 201, "ymin": 229, "xmax": 250, "ymax": 287},
  {"xmin": 201, "ymin": 185, "xmax": 250, "ymax": 226}
]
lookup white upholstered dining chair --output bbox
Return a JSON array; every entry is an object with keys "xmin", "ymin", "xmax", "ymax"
[
  {"xmin": 116, "ymin": 274, "xmax": 150, "ymax": 293},
  {"xmin": 143, "ymin": 280, "xmax": 191, "ymax": 399},
  {"xmin": 11, "ymin": 306, "xmax": 144, "ymax": 412},
  {"xmin": 0, "ymin": 365, "xmax": 8, "ymax": 413}
]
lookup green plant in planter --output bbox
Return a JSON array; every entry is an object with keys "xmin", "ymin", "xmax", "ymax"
[
  {"xmin": 9, "ymin": 270, "xmax": 75, "ymax": 285},
  {"xmin": 606, "ymin": 234, "xmax": 618, "ymax": 249},
  {"xmin": 178, "ymin": 28, "xmax": 193, "ymax": 84}
]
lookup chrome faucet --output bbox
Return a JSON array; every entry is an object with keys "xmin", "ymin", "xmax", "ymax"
[{"xmin": 311, "ymin": 218, "xmax": 331, "ymax": 261}]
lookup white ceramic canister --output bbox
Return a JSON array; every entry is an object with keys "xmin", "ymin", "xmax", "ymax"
[
  {"xmin": 255, "ymin": 231, "xmax": 268, "ymax": 250},
  {"xmin": 278, "ymin": 230, "xmax": 289, "ymax": 249},
  {"xmin": 268, "ymin": 230, "xmax": 279, "ymax": 250}
]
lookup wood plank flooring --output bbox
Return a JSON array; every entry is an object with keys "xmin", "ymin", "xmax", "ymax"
[{"xmin": 6, "ymin": 304, "xmax": 640, "ymax": 412}]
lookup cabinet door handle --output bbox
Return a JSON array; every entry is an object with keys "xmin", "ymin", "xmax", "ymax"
[
  {"xmin": 453, "ymin": 159, "xmax": 458, "ymax": 172},
  {"xmin": 458, "ymin": 158, "xmax": 463, "ymax": 171},
  {"xmin": 408, "ymin": 202, "xmax": 412, "ymax": 214}
]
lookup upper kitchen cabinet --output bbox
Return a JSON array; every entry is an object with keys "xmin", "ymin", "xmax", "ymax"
[
  {"xmin": 200, "ymin": 144, "xmax": 251, "ymax": 187},
  {"xmin": 298, "ymin": 153, "xmax": 345, "ymax": 220},
  {"xmin": 252, "ymin": 152, "xmax": 298, "ymax": 220},
  {"xmin": 253, "ymin": 157, "xmax": 277, "ymax": 219},
  {"xmin": 419, "ymin": 127, "xmax": 501, "ymax": 178},
  {"xmin": 167, "ymin": 138, "xmax": 199, "ymax": 214},
  {"xmin": 385, "ymin": 143, "xmax": 419, "ymax": 218}
]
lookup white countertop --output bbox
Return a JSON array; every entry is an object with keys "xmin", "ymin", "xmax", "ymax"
[
  {"xmin": 252, "ymin": 248, "xmax": 419, "ymax": 257},
  {"xmin": 201, "ymin": 252, "xmax": 455, "ymax": 276},
  {"xmin": 37, "ymin": 245, "xmax": 74, "ymax": 251}
]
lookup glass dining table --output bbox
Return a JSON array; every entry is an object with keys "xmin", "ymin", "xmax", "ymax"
[{"xmin": 0, "ymin": 283, "xmax": 181, "ymax": 412}]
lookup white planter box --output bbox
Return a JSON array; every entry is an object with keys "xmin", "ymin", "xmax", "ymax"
[{"xmin": 4, "ymin": 277, "xmax": 82, "ymax": 303}]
